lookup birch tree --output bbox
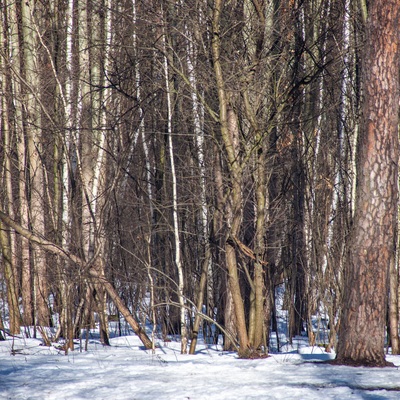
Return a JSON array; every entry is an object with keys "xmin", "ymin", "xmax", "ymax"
[{"xmin": 161, "ymin": 7, "xmax": 188, "ymax": 353}]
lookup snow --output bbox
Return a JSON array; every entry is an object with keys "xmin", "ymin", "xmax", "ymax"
[{"xmin": 1, "ymin": 330, "xmax": 400, "ymax": 400}]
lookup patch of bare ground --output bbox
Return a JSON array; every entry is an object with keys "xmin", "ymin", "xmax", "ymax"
[{"xmin": 327, "ymin": 358, "xmax": 395, "ymax": 368}]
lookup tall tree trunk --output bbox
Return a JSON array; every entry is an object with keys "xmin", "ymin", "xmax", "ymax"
[
  {"xmin": 22, "ymin": 0, "xmax": 50, "ymax": 327},
  {"xmin": 5, "ymin": 0, "xmax": 34, "ymax": 327},
  {"xmin": 162, "ymin": 20, "xmax": 188, "ymax": 354},
  {"xmin": 213, "ymin": 146, "xmax": 237, "ymax": 351},
  {"xmin": 0, "ymin": 12, "xmax": 21, "ymax": 333},
  {"xmin": 212, "ymin": 0, "xmax": 249, "ymax": 353},
  {"xmin": 73, "ymin": 0, "xmax": 110, "ymax": 346},
  {"xmin": 59, "ymin": 0, "xmax": 76, "ymax": 353},
  {"xmin": 185, "ymin": 18, "xmax": 213, "ymax": 354},
  {"xmin": 336, "ymin": 0, "xmax": 399, "ymax": 367},
  {"xmin": 287, "ymin": 0, "xmax": 308, "ymax": 342},
  {"xmin": 250, "ymin": 151, "xmax": 267, "ymax": 350}
]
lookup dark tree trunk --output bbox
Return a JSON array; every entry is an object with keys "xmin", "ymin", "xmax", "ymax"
[{"xmin": 335, "ymin": 0, "xmax": 399, "ymax": 367}]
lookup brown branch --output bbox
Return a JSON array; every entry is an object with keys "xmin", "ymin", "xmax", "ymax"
[
  {"xmin": 229, "ymin": 235, "xmax": 268, "ymax": 266},
  {"xmin": 0, "ymin": 210, "xmax": 153, "ymax": 349}
]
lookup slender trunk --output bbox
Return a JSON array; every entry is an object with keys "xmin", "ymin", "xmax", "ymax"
[
  {"xmin": 0, "ymin": 221, "xmax": 20, "ymax": 334},
  {"xmin": 185, "ymin": 20, "xmax": 212, "ymax": 354},
  {"xmin": 0, "ymin": 18, "xmax": 21, "ymax": 333},
  {"xmin": 60, "ymin": 0, "xmax": 75, "ymax": 352},
  {"xmin": 74, "ymin": 0, "xmax": 110, "ymax": 345},
  {"xmin": 213, "ymin": 147, "xmax": 237, "ymax": 351},
  {"xmin": 132, "ymin": 0, "xmax": 155, "ymax": 351},
  {"xmin": 189, "ymin": 246, "xmax": 212, "ymax": 354},
  {"xmin": 6, "ymin": 0, "xmax": 33, "ymax": 327},
  {"xmin": 288, "ymin": 1, "xmax": 308, "ymax": 341},
  {"xmin": 250, "ymin": 149, "xmax": 267, "ymax": 350},
  {"xmin": 162, "ymin": 25, "xmax": 187, "ymax": 354},
  {"xmin": 22, "ymin": 0, "xmax": 50, "ymax": 327}
]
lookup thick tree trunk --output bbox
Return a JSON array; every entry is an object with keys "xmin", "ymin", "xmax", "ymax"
[
  {"xmin": 212, "ymin": 0, "xmax": 249, "ymax": 352},
  {"xmin": 5, "ymin": 0, "xmax": 34, "ymax": 327},
  {"xmin": 336, "ymin": 0, "xmax": 399, "ymax": 367}
]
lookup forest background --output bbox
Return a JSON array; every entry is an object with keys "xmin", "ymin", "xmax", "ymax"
[{"xmin": 0, "ymin": 0, "xmax": 399, "ymax": 367}]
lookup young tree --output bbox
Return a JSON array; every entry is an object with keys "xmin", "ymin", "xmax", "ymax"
[{"xmin": 335, "ymin": 0, "xmax": 399, "ymax": 367}]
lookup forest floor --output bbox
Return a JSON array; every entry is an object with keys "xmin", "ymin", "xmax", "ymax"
[{"xmin": 1, "ymin": 323, "xmax": 400, "ymax": 400}]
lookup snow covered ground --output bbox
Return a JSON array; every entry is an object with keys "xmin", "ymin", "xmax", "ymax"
[{"xmin": 1, "ymin": 329, "xmax": 400, "ymax": 400}]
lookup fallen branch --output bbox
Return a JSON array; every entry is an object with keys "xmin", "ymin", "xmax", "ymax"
[{"xmin": 0, "ymin": 210, "xmax": 153, "ymax": 350}]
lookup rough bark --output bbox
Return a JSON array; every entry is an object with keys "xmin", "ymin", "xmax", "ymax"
[
  {"xmin": 389, "ymin": 250, "xmax": 399, "ymax": 354},
  {"xmin": 211, "ymin": 0, "xmax": 249, "ymax": 352},
  {"xmin": 335, "ymin": 0, "xmax": 399, "ymax": 367}
]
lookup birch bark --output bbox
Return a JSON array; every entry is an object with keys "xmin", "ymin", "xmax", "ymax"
[{"xmin": 162, "ymin": 20, "xmax": 188, "ymax": 354}]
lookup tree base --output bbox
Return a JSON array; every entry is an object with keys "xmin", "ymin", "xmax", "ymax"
[
  {"xmin": 238, "ymin": 347, "xmax": 269, "ymax": 359},
  {"xmin": 329, "ymin": 358, "xmax": 395, "ymax": 368}
]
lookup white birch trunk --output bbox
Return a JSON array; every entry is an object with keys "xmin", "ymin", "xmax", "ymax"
[
  {"xmin": 80, "ymin": 0, "xmax": 111, "ymax": 344},
  {"xmin": 61, "ymin": 0, "xmax": 74, "ymax": 247},
  {"xmin": 185, "ymin": 22, "xmax": 213, "ymax": 353},
  {"xmin": 162, "ymin": 22, "xmax": 187, "ymax": 354}
]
